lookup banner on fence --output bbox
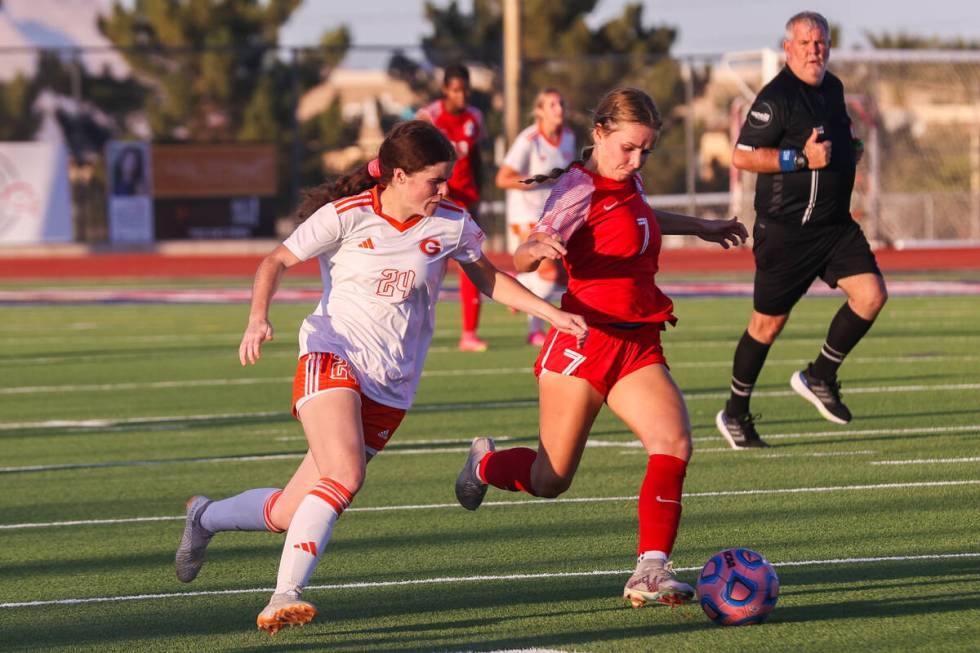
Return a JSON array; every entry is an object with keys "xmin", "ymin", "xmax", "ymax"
[
  {"xmin": 0, "ymin": 142, "xmax": 72, "ymax": 244},
  {"xmin": 107, "ymin": 140, "xmax": 155, "ymax": 243}
]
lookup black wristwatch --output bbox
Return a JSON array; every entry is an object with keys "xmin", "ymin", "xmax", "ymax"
[{"xmin": 794, "ymin": 150, "xmax": 809, "ymax": 170}]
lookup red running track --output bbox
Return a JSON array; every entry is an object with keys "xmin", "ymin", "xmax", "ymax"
[{"xmin": 0, "ymin": 247, "xmax": 977, "ymax": 279}]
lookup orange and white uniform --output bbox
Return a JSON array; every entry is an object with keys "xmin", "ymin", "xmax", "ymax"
[
  {"xmin": 283, "ymin": 186, "xmax": 485, "ymax": 411},
  {"xmin": 503, "ymin": 124, "xmax": 576, "ymax": 253}
]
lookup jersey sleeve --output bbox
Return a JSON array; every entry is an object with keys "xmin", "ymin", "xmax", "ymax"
[
  {"xmin": 737, "ymin": 86, "xmax": 787, "ymax": 150},
  {"xmin": 415, "ymin": 100, "xmax": 440, "ymax": 124},
  {"xmin": 282, "ymin": 203, "xmax": 343, "ymax": 261},
  {"xmin": 450, "ymin": 212, "xmax": 486, "ymax": 264},
  {"xmin": 502, "ymin": 133, "xmax": 531, "ymax": 173},
  {"xmin": 532, "ymin": 169, "xmax": 593, "ymax": 243}
]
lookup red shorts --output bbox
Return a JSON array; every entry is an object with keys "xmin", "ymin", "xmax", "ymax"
[
  {"xmin": 292, "ymin": 352, "xmax": 406, "ymax": 454},
  {"xmin": 534, "ymin": 323, "xmax": 668, "ymax": 397}
]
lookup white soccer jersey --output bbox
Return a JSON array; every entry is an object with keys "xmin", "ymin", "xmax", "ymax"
[
  {"xmin": 503, "ymin": 124, "xmax": 577, "ymax": 252},
  {"xmin": 283, "ymin": 186, "xmax": 485, "ymax": 409}
]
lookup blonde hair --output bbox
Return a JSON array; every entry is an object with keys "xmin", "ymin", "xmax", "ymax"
[{"xmin": 522, "ymin": 87, "xmax": 661, "ymax": 185}]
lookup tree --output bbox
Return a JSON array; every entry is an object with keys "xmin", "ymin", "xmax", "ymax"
[
  {"xmin": 865, "ymin": 32, "xmax": 980, "ymax": 50},
  {"xmin": 405, "ymin": 1, "xmax": 691, "ymax": 193},
  {"xmin": 0, "ymin": 73, "xmax": 41, "ymax": 141},
  {"xmin": 99, "ymin": 0, "xmax": 305, "ymax": 142},
  {"xmin": 99, "ymin": 1, "xmax": 357, "ymax": 209}
]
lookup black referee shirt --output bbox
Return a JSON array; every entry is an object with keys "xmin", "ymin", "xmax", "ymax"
[{"xmin": 737, "ymin": 66, "xmax": 857, "ymax": 227}]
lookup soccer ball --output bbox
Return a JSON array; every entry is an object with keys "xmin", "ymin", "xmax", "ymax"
[{"xmin": 696, "ymin": 548, "xmax": 779, "ymax": 626}]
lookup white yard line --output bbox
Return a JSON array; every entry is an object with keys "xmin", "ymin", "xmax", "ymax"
[
  {"xmin": 5, "ymin": 420, "xmax": 975, "ymax": 473},
  {"xmin": 3, "ymin": 353, "xmax": 979, "ymax": 395},
  {"xmin": 870, "ymin": 456, "xmax": 980, "ymax": 465},
  {"xmin": 0, "ymin": 552, "xmax": 976, "ymax": 610},
  {"xmin": 693, "ymin": 423, "xmax": 980, "ymax": 443},
  {"xmin": 4, "ymin": 381, "xmax": 980, "ymax": 432},
  {"xmin": 2, "ymin": 480, "xmax": 977, "ymax": 531}
]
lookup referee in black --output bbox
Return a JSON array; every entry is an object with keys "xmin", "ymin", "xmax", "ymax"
[{"xmin": 716, "ymin": 11, "xmax": 888, "ymax": 449}]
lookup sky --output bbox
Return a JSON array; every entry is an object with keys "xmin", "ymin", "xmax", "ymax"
[{"xmin": 279, "ymin": 0, "xmax": 980, "ymax": 66}]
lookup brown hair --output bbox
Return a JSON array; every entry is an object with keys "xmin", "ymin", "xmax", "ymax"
[
  {"xmin": 296, "ymin": 120, "xmax": 456, "ymax": 220},
  {"xmin": 522, "ymin": 86, "xmax": 662, "ymax": 185}
]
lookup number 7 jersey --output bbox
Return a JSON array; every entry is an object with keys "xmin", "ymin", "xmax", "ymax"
[
  {"xmin": 532, "ymin": 164, "xmax": 675, "ymax": 326},
  {"xmin": 283, "ymin": 186, "xmax": 485, "ymax": 409}
]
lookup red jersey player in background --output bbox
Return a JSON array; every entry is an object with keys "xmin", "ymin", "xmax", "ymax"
[
  {"xmin": 453, "ymin": 88, "xmax": 748, "ymax": 609},
  {"xmin": 174, "ymin": 121, "xmax": 587, "ymax": 635},
  {"xmin": 417, "ymin": 64, "xmax": 490, "ymax": 352}
]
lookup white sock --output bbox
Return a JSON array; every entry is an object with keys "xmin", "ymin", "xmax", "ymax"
[
  {"xmin": 274, "ymin": 477, "xmax": 353, "ymax": 595},
  {"xmin": 638, "ymin": 550, "xmax": 669, "ymax": 563}
]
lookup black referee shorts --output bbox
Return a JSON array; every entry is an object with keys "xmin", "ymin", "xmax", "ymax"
[{"xmin": 752, "ymin": 218, "xmax": 881, "ymax": 316}]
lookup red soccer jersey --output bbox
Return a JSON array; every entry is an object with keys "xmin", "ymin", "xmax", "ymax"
[
  {"xmin": 420, "ymin": 100, "xmax": 486, "ymax": 207},
  {"xmin": 533, "ymin": 164, "xmax": 676, "ymax": 325}
]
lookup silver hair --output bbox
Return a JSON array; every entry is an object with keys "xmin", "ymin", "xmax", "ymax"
[{"xmin": 784, "ymin": 11, "xmax": 830, "ymax": 43}]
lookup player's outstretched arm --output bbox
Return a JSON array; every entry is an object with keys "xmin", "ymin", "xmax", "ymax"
[
  {"xmin": 460, "ymin": 254, "xmax": 587, "ymax": 346},
  {"xmin": 239, "ymin": 244, "xmax": 301, "ymax": 366},
  {"xmin": 656, "ymin": 212, "xmax": 748, "ymax": 250}
]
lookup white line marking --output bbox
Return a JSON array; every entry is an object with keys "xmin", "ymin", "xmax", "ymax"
[
  {"xmin": 4, "ymin": 382, "xmax": 979, "ymax": 431},
  {"xmin": 2, "ymin": 426, "xmax": 978, "ymax": 474},
  {"xmin": 870, "ymin": 456, "xmax": 980, "ymax": 466},
  {"xmin": 7, "ymin": 351, "xmax": 974, "ymax": 397},
  {"xmin": 1, "ymin": 552, "xmax": 976, "ymax": 609},
  {"xmin": 692, "ymin": 424, "xmax": 980, "ymax": 442},
  {"xmin": 618, "ymin": 449, "xmax": 879, "ymax": 458},
  {"xmin": 3, "ymin": 480, "xmax": 976, "ymax": 531}
]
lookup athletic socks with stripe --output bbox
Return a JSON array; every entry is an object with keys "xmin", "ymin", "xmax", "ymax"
[
  {"xmin": 200, "ymin": 487, "xmax": 283, "ymax": 533},
  {"xmin": 809, "ymin": 302, "xmax": 875, "ymax": 381},
  {"xmin": 726, "ymin": 331, "xmax": 772, "ymax": 417},
  {"xmin": 275, "ymin": 477, "xmax": 353, "ymax": 595}
]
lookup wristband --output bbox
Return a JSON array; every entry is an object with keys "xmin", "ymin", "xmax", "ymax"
[{"xmin": 779, "ymin": 149, "xmax": 799, "ymax": 172}]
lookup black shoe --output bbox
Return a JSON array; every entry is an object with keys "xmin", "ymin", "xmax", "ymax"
[
  {"xmin": 790, "ymin": 367, "xmax": 852, "ymax": 424},
  {"xmin": 715, "ymin": 410, "xmax": 769, "ymax": 449}
]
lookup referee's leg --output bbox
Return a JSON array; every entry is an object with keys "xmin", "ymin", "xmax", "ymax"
[
  {"xmin": 716, "ymin": 311, "xmax": 789, "ymax": 449},
  {"xmin": 808, "ymin": 272, "xmax": 887, "ymax": 381}
]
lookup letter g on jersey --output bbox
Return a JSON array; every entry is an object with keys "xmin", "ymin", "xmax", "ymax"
[
  {"xmin": 420, "ymin": 239, "xmax": 443, "ymax": 256},
  {"xmin": 748, "ymin": 101, "xmax": 773, "ymax": 129}
]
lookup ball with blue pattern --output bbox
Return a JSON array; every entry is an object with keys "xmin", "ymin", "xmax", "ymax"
[{"xmin": 696, "ymin": 548, "xmax": 779, "ymax": 626}]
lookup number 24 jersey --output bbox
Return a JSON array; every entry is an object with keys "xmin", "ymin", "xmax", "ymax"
[{"xmin": 283, "ymin": 186, "xmax": 485, "ymax": 409}]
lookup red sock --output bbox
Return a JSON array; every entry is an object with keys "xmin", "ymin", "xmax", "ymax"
[
  {"xmin": 479, "ymin": 448, "xmax": 537, "ymax": 495},
  {"xmin": 637, "ymin": 454, "xmax": 687, "ymax": 556},
  {"xmin": 460, "ymin": 273, "xmax": 481, "ymax": 333}
]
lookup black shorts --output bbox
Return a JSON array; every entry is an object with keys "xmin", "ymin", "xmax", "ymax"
[{"xmin": 752, "ymin": 219, "xmax": 881, "ymax": 316}]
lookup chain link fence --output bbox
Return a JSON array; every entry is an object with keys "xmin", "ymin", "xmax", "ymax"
[{"xmin": 3, "ymin": 45, "xmax": 980, "ymax": 248}]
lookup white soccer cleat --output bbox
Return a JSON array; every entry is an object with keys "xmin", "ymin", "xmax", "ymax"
[
  {"xmin": 623, "ymin": 558, "xmax": 695, "ymax": 608},
  {"xmin": 455, "ymin": 437, "xmax": 495, "ymax": 511},
  {"xmin": 256, "ymin": 591, "xmax": 318, "ymax": 635},
  {"xmin": 175, "ymin": 495, "xmax": 213, "ymax": 583}
]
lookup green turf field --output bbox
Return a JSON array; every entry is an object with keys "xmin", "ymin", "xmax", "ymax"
[{"xmin": 1, "ymin": 291, "xmax": 978, "ymax": 652}]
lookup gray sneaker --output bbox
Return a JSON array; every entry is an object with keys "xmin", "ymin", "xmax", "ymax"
[
  {"xmin": 623, "ymin": 558, "xmax": 695, "ymax": 608},
  {"xmin": 791, "ymin": 367, "xmax": 852, "ymax": 424},
  {"xmin": 455, "ymin": 437, "xmax": 495, "ymax": 511},
  {"xmin": 175, "ymin": 495, "xmax": 213, "ymax": 583},
  {"xmin": 256, "ymin": 591, "xmax": 318, "ymax": 635},
  {"xmin": 716, "ymin": 410, "xmax": 769, "ymax": 449}
]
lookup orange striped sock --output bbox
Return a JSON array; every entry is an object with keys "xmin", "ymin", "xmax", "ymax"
[{"xmin": 275, "ymin": 477, "xmax": 354, "ymax": 594}]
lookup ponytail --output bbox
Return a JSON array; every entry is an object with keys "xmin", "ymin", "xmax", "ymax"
[
  {"xmin": 293, "ymin": 120, "xmax": 454, "ymax": 221},
  {"xmin": 295, "ymin": 165, "xmax": 376, "ymax": 221}
]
